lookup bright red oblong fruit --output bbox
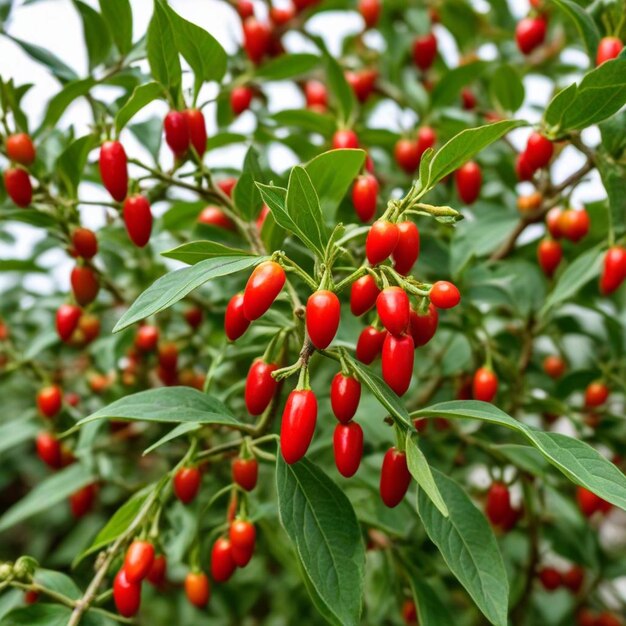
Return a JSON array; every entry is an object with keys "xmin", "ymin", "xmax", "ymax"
[
  {"xmin": 412, "ymin": 32, "xmax": 437, "ymax": 70},
  {"xmin": 225, "ymin": 293, "xmax": 251, "ymax": 341},
  {"xmin": 6, "ymin": 133, "xmax": 36, "ymax": 166},
  {"xmin": 232, "ymin": 457, "xmax": 259, "ymax": 491},
  {"xmin": 350, "ymin": 274, "xmax": 380, "ymax": 316},
  {"xmin": 36, "ymin": 432, "xmax": 63, "ymax": 469},
  {"xmin": 332, "ymin": 129, "xmax": 359, "ymax": 149},
  {"xmin": 366, "ymin": 220, "xmax": 399, "ymax": 265},
  {"xmin": 472, "ymin": 366, "xmax": 498, "ymax": 403},
  {"xmin": 229, "ymin": 519, "xmax": 256, "ymax": 567},
  {"xmin": 123, "ymin": 195, "xmax": 153, "ymax": 247},
  {"xmin": 113, "ymin": 568, "xmax": 141, "ymax": 617},
  {"xmin": 280, "ymin": 389, "xmax": 317, "ymax": 464},
  {"xmin": 173, "ymin": 466, "xmax": 201, "ymax": 504},
  {"xmin": 243, "ymin": 261, "xmax": 286, "ymax": 321},
  {"xmin": 516, "ymin": 16, "xmax": 546, "ymax": 55},
  {"xmin": 429, "ymin": 280, "xmax": 460, "ymax": 309},
  {"xmin": 333, "ymin": 421, "xmax": 363, "ymax": 477},
  {"xmin": 537, "ymin": 239, "xmax": 562, "ymax": 277},
  {"xmin": 394, "ymin": 138, "xmax": 420, "ymax": 174},
  {"xmin": 584, "ymin": 381, "xmax": 609, "ymax": 407},
  {"xmin": 37, "ymin": 385, "xmax": 62, "ymax": 418},
  {"xmin": 525, "ymin": 132, "xmax": 553, "ymax": 170},
  {"xmin": 71, "ymin": 228, "xmax": 98, "ymax": 259},
  {"xmin": 382, "ymin": 333, "xmax": 414, "ymax": 396},
  {"xmin": 380, "ymin": 447, "xmax": 411, "ymax": 507},
  {"xmin": 4, "ymin": 168, "xmax": 32, "ymax": 207},
  {"xmin": 99, "ymin": 141, "xmax": 128, "ymax": 202},
  {"xmin": 356, "ymin": 325, "xmax": 386, "ymax": 364},
  {"xmin": 70, "ymin": 265, "xmax": 99, "ymax": 306},
  {"xmin": 596, "ymin": 36, "xmax": 623, "ymax": 65},
  {"xmin": 231, "ymin": 86, "xmax": 254, "ymax": 115},
  {"xmin": 243, "ymin": 17, "xmax": 271, "ymax": 64},
  {"xmin": 600, "ymin": 246, "xmax": 626, "ymax": 295},
  {"xmin": 409, "ymin": 303, "xmax": 438, "ymax": 347},
  {"xmin": 330, "ymin": 373, "xmax": 361, "ymax": 423},
  {"xmin": 455, "ymin": 161, "xmax": 482, "ymax": 204},
  {"xmin": 124, "ymin": 540, "xmax": 155, "ymax": 583},
  {"xmin": 184, "ymin": 108, "xmax": 207, "ymax": 157},
  {"xmin": 147, "ymin": 554, "xmax": 167, "ymax": 586},
  {"xmin": 56, "ymin": 304, "xmax": 82, "ymax": 342},
  {"xmin": 376, "ymin": 286, "xmax": 410, "ymax": 336},
  {"xmin": 539, "ymin": 567, "xmax": 562, "ymax": 592},
  {"xmin": 245, "ymin": 359, "xmax": 278, "ymax": 415},
  {"xmin": 392, "ymin": 221, "xmax": 420, "ymax": 275},
  {"xmin": 164, "ymin": 110, "xmax": 190, "ymax": 157},
  {"xmin": 352, "ymin": 174, "xmax": 378, "ymax": 222},
  {"xmin": 185, "ymin": 571, "xmax": 210, "ymax": 607},
  {"xmin": 211, "ymin": 537, "xmax": 236, "ymax": 582},
  {"xmin": 358, "ymin": 0, "xmax": 380, "ymax": 28},
  {"xmin": 485, "ymin": 481, "xmax": 511, "ymax": 525},
  {"xmin": 306, "ymin": 290, "xmax": 341, "ymax": 349}
]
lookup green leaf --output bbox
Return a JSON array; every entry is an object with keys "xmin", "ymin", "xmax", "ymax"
[
  {"xmin": 272, "ymin": 109, "xmax": 335, "ymax": 136},
  {"xmin": 77, "ymin": 386, "xmax": 240, "ymax": 427},
  {"xmin": 285, "ymin": 166, "xmax": 327, "ymax": 257},
  {"xmin": 541, "ymin": 245, "xmax": 603, "ymax": 314},
  {"xmin": 73, "ymin": 0, "xmax": 112, "ymax": 70},
  {"xmin": 425, "ymin": 120, "xmax": 526, "ymax": 190},
  {"xmin": 2, "ymin": 605, "xmax": 72, "ymax": 626},
  {"xmin": 304, "ymin": 149, "xmax": 366, "ymax": 221},
  {"xmin": 489, "ymin": 64, "xmax": 524, "ymax": 112},
  {"xmin": 115, "ymin": 82, "xmax": 164, "ymax": 133},
  {"xmin": 552, "ymin": 0, "xmax": 600, "ymax": 60},
  {"xmin": 113, "ymin": 255, "xmax": 265, "ymax": 331},
  {"xmin": 345, "ymin": 355, "xmax": 412, "ymax": 428},
  {"xmin": 255, "ymin": 53, "xmax": 320, "ymax": 81},
  {"xmin": 56, "ymin": 134, "xmax": 97, "ymax": 198},
  {"xmin": 417, "ymin": 470, "xmax": 508, "ymax": 626},
  {"xmin": 0, "ymin": 419, "xmax": 38, "ymax": 454},
  {"xmin": 99, "ymin": 0, "xmax": 133, "ymax": 55},
  {"xmin": 405, "ymin": 432, "xmax": 448, "ymax": 516},
  {"xmin": 39, "ymin": 79, "xmax": 96, "ymax": 130},
  {"xmin": 34, "ymin": 570, "xmax": 81, "ymax": 600},
  {"xmin": 413, "ymin": 401, "xmax": 626, "ymax": 512},
  {"xmin": 146, "ymin": 0, "xmax": 182, "ymax": 97},
  {"xmin": 431, "ymin": 61, "xmax": 487, "ymax": 109},
  {"xmin": 164, "ymin": 0, "xmax": 227, "ymax": 90},
  {"xmin": 206, "ymin": 132, "xmax": 247, "ymax": 151},
  {"xmin": 128, "ymin": 117, "xmax": 162, "ymax": 163},
  {"xmin": 543, "ymin": 83, "xmax": 578, "ymax": 131},
  {"xmin": 276, "ymin": 456, "xmax": 365, "ymax": 626},
  {"xmin": 597, "ymin": 153, "xmax": 626, "ymax": 236},
  {"xmin": 0, "ymin": 464, "xmax": 96, "ymax": 532},
  {"xmin": 325, "ymin": 53, "xmax": 356, "ymax": 124},
  {"xmin": 143, "ymin": 422, "xmax": 201, "ymax": 455},
  {"xmin": 161, "ymin": 240, "xmax": 253, "ymax": 264},
  {"xmin": 406, "ymin": 572, "xmax": 456, "ymax": 626},
  {"xmin": 7, "ymin": 36, "xmax": 78, "ymax": 82},
  {"xmin": 234, "ymin": 147, "xmax": 265, "ymax": 220}
]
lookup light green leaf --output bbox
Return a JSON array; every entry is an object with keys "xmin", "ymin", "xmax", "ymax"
[
  {"xmin": 8, "ymin": 35, "xmax": 78, "ymax": 82},
  {"xmin": 99, "ymin": 0, "xmax": 133, "ymax": 55},
  {"xmin": 489, "ymin": 64, "xmax": 524, "ymax": 112},
  {"xmin": 0, "ymin": 419, "xmax": 38, "ymax": 455},
  {"xmin": 2, "ymin": 604, "xmax": 72, "ymax": 626},
  {"xmin": 146, "ymin": 0, "xmax": 181, "ymax": 96},
  {"xmin": 115, "ymin": 82, "xmax": 164, "ymax": 133},
  {"xmin": 276, "ymin": 456, "xmax": 365, "ymax": 626},
  {"xmin": 73, "ymin": 0, "xmax": 112, "ymax": 70},
  {"xmin": 113, "ymin": 255, "xmax": 265, "ymax": 331},
  {"xmin": 406, "ymin": 572, "xmax": 456, "ymax": 626},
  {"xmin": 255, "ymin": 53, "xmax": 320, "ymax": 81},
  {"xmin": 272, "ymin": 109, "xmax": 335, "ymax": 136},
  {"xmin": 56, "ymin": 134, "xmax": 97, "ymax": 197},
  {"xmin": 431, "ymin": 61, "xmax": 487, "ymax": 108},
  {"xmin": 325, "ymin": 53, "xmax": 356, "ymax": 124},
  {"xmin": 39, "ymin": 78, "xmax": 96, "ymax": 130},
  {"xmin": 143, "ymin": 422, "xmax": 201, "ymax": 455},
  {"xmin": 417, "ymin": 470, "xmax": 508, "ymax": 626},
  {"xmin": 161, "ymin": 240, "xmax": 253, "ymax": 264},
  {"xmin": 552, "ymin": 0, "xmax": 600, "ymax": 60}
]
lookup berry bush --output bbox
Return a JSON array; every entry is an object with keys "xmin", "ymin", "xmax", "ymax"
[{"xmin": 1, "ymin": 0, "xmax": 626, "ymax": 625}]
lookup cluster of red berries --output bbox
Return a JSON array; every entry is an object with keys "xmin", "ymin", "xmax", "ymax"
[
  {"xmin": 577, "ymin": 608, "xmax": 623, "ymax": 626},
  {"xmin": 393, "ymin": 127, "xmax": 436, "ymax": 175},
  {"xmin": 485, "ymin": 481, "xmax": 522, "ymax": 532},
  {"xmin": 538, "ymin": 563, "xmax": 585, "ymax": 593},
  {"xmin": 3, "ymin": 132, "xmax": 35, "ymax": 207},
  {"xmin": 516, "ymin": 131, "xmax": 553, "ymax": 182}
]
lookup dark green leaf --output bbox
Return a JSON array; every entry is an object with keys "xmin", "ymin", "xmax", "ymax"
[
  {"xmin": 272, "ymin": 109, "xmax": 335, "ymax": 136},
  {"xmin": 255, "ymin": 53, "xmax": 320, "ymax": 81},
  {"xmin": 73, "ymin": 1, "xmax": 112, "ymax": 70},
  {"xmin": 146, "ymin": 0, "xmax": 181, "ymax": 97},
  {"xmin": 161, "ymin": 240, "xmax": 253, "ymax": 264},
  {"xmin": 115, "ymin": 82, "xmax": 164, "ymax": 133},
  {"xmin": 0, "ymin": 419, "xmax": 38, "ymax": 454},
  {"xmin": 99, "ymin": 0, "xmax": 133, "ymax": 55},
  {"xmin": 325, "ymin": 54, "xmax": 356, "ymax": 124},
  {"xmin": 552, "ymin": 0, "xmax": 600, "ymax": 60},
  {"xmin": 406, "ymin": 572, "xmax": 456, "ymax": 626},
  {"xmin": 489, "ymin": 64, "xmax": 524, "ymax": 112},
  {"xmin": 2, "ymin": 604, "xmax": 72, "ymax": 626},
  {"xmin": 143, "ymin": 422, "xmax": 201, "ymax": 455},
  {"xmin": 431, "ymin": 61, "xmax": 487, "ymax": 108},
  {"xmin": 39, "ymin": 79, "xmax": 96, "ymax": 130},
  {"xmin": 56, "ymin": 134, "xmax": 97, "ymax": 197},
  {"xmin": 7, "ymin": 36, "xmax": 78, "ymax": 82}
]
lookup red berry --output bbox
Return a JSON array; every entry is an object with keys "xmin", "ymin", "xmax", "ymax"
[
  {"xmin": 562, "ymin": 565, "xmax": 584, "ymax": 593},
  {"xmin": 306, "ymin": 290, "xmax": 341, "ymax": 349},
  {"xmin": 416, "ymin": 126, "xmax": 436, "ymax": 155},
  {"xmin": 225, "ymin": 293, "xmax": 251, "ymax": 340},
  {"xmin": 402, "ymin": 599, "xmax": 418, "ymax": 625},
  {"xmin": 600, "ymin": 246, "xmax": 626, "ymax": 295},
  {"xmin": 333, "ymin": 421, "xmax": 363, "ymax": 477},
  {"xmin": 366, "ymin": 220, "xmax": 399, "ymax": 264},
  {"xmin": 270, "ymin": 5, "xmax": 295, "ymax": 25},
  {"xmin": 70, "ymin": 483, "xmax": 96, "ymax": 517},
  {"xmin": 577, "ymin": 609, "xmax": 598, "ymax": 626},
  {"xmin": 184, "ymin": 306, "xmax": 203, "ymax": 329},
  {"xmin": 461, "ymin": 88, "xmax": 477, "ymax": 110},
  {"xmin": 173, "ymin": 466, "xmax": 201, "ymax": 503},
  {"xmin": 546, "ymin": 207, "xmax": 563, "ymax": 239},
  {"xmin": 430, "ymin": 280, "xmax": 460, "ymax": 309},
  {"xmin": 350, "ymin": 274, "xmax": 380, "ymax": 316},
  {"xmin": 596, "ymin": 613, "xmax": 622, "ymax": 626},
  {"xmin": 376, "ymin": 287, "xmax": 410, "ymax": 336},
  {"xmin": 184, "ymin": 108, "xmax": 207, "ymax": 157},
  {"xmin": 236, "ymin": 0, "xmax": 254, "ymax": 19},
  {"xmin": 158, "ymin": 342, "xmax": 178, "ymax": 371},
  {"xmin": 113, "ymin": 568, "xmax": 141, "ymax": 617},
  {"xmin": 243, "ymin": 18, "xmax": 271, "ymax": 63},
  {"xmin": 409, "ymin": 303, "xmax": 438, "ymax": 347},
  {"xmin": 71, "ymin": 228, "xmax": 98, "ymax": 259},
  {"xmin": 304, "ymin": 80, "xmax": 328, "ymax": 110},
  {"xmin": 232, "ymin": 457, "xmax": 259, "ymax": 491},
  {"xmin": 198, "ymin": 206, "xmax": 235, "ymax": 230},
  {"xmin": 380, "ymin": 447, "xmax": 411, "ymax": 507},
  {"xmin": 543, "ymin": 355, "xmax": 566, "ymax": 379},
  {"xmin": 243, "ymin": 261, "xmax": 286, "ymax": 321},
  {"xmin": 135, "ymin": 324, "xmax": 159, "ymax": 352},
  {"xmin": 525, "ymin": 132, "xmax": 553, "ymax": 170},
  {"xmin": 537, "ymin": 239, "xmax": 562, "ymax": 277},
  {"xmin": 346, "ymin": 69, "xmax": 377, "ymax": 103},
  {"xmin": 245, "ymin": 359, "xmax": 278, "ymax": 415},
  {"xmin": 485, "ymin": 482, "xmax": 511, "ymax": 525},
  {"xmin": 455, "ymin": 161, "xmax": 482, "ymax": 204},
  {"xmin": 280, "ymin": 389, "xmax": 317, "ymax": 464},
  {"xmin": 516, "ymin": 17, "xmax": 546, "ymax": 55},
  {"xmin": 231, "ymin": 86, "xmax": 254, "ymax": 115},
  {"xmin": 56, "ymin": 304, "xmax": 82, "ymax": 342},
  {"xmin": 4, "ymin": 168, "xmax": 32, "ymax": 207},
  {"xmin": 358, "ymin": 0, "xmax": 380, "ymax": 28},
  {"xmin": 124, "ymin": 540, "xmax": 155, "ymax": 583},
  {"xmin": 229, "ymin": 519, "xmax": 256, "ymax": 567},
  {"xmin": 352, "ymin": 174, "xmax": 378, "ymax": 222},
  {"xmin": 585, "ymin": 381, "xmax": 609, "ymax": 407},
  {"xmin": 539, "ymin": 566, "xmax": 562, "ymax": 591},
  {"xmin": 37, "ymin": 385, "xmax": 62, "ymax": 418},
  {"xmin": 356, "ymin": 325, "xmax": 386, "ymax": 364},
  {"xmin": 576, "ymin": 486, "xmax": 604, "ymax": 517},
  {"xmin": 99, "ymin": 141, "xmax": 128, "ymax": 202},
  {"xmin": 472, "ymin": 367, "xmax": 498, "ymax": 403},
  {"xmin": 24, "ymin": 590, "xmax": 38, "ymax": 604},
  {"xmin": 6, "ymin": 133, "xmax": 36, "ymax": 166},
  {"xmin": 147, "ymin": 554, "xmax": 167, "ymax": 586},
  {"xmin": 218, "ymin": 178, "xmax": 237, "ymax": 197},
  {"xmin": 164, "ymin": 111, "xmax": 190, "ymax": 157},
  {"xmin": 515, "ymin": 151, "xmax": 535, "ymax": 181},
  {"xmin": 392, "ymin": 221, "xmax": 420, "ymax": 274},
  {"xmin": 36, "ymin": 432, "xmax": 63, "ymax": 469},
  {"xmin": 211, "ymin": 537, "xmax": 236, "ymax": 582},
  {"xmin": 332, "ymin": 129, "xmax": 359, "ymax": 149},
  {"xmin": 185, "ymin": 571, "xmax": 210, "ymax": 608},
  {"xmin": 330, "ymin": 373, "xmax": 361, "ymax": 423},
  {"xmin": 394, "ymin": 138, "xmax": 420, "ymax": 174},
  {"xmin": 70, "ymin": 265, "xmax": 99, "ymax": 306},
  {"xmin": 256, "ymin": 204, "xmax": 270, "ymax": 230},
  {"xmin": 382, "ymin": 333, "xmax": 414, "ymax": 396},
  {"xmin": 123, "ymin": 195, "xmax": 152, "ymax": 247},
  {"xmin": 596, "ymin": 36, "xmax": 623, "ymax": 65},
  {"xmin": 412, "ymin": 32, "xmax": 437, "ymax": 70}
]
